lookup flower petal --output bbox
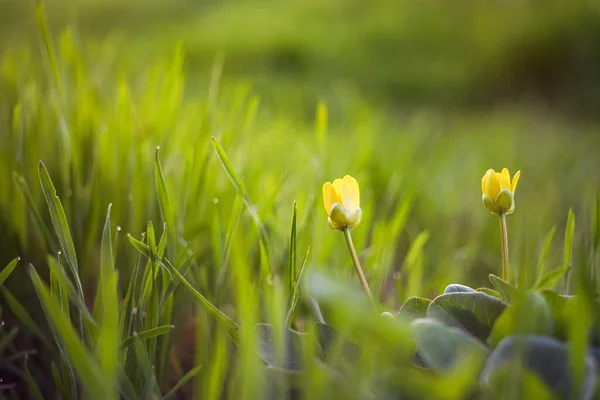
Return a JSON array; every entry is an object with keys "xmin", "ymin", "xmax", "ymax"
[
  {"xmin": 483, "ymin": 169, "xmax": 500, "ymax": 200},
  {"xmin": 343, "ymin": 175, "xmax": 360, "ymax": 210},
  {"xmin": 339, "ymin": 178, "xmax": 358, "ymax": 214},
  {"xmin": 322, "ymin": 182, "xmax": 337, "ymax": 216},
  {"xmin": 499, "ymin": 168, "xmax": 511, "ymax": 191},
  {"xmin": 511, "ymin": 170, "xmax": 521, "ymax": 194}
]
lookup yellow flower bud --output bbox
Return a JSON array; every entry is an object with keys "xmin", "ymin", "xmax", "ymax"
[
  {"xmin": 322, "ymin": 175, "xmax": 362, "ymax": 231},
  {"xmin": 481, "ymin": 168, "xmax": 521, "ymax": 215}
]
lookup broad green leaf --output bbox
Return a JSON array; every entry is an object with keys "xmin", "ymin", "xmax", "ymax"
[
  {"xmin": 29, "ymin": 265, "xmax": 107, "ymax": 399},
  {"xmin": 489, "ymin": 274, "xmax": 519, "ymax": 302},
  {"xmin": 411, "ymin": 318, "xmax": 488, "ymax": 371},
  {"xmin": 443, "ymin": 284, "xmax": 474, "ymax": 294},
  {"xmin": 481, "ymin": 335, "xmax": 596, "ymax": 400},
  {"xmin": 255, "ymin": 323, "xmax": 308, "ymax": 371},
  {"xmin": 476, "ymin": 288, "xmax": 503, "ymax": 300},
  {"xmin": 427, "ymin": 291, "xmax": 506, "ymax": 341},
  {"xmin": 314, "ymin": 322, "xmax": 360, "ymax": 363},
  {"xmin": 488, "ymin": 292, "xmax": 554, "ymax": 347},
  {"xmin": 397, "ymin": 296, "xmax": 431, "ymax": 321}
]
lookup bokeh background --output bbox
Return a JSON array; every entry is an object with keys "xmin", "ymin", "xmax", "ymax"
[{"xmin": 1, "ymin": 0, "xmax": 600, "ymax": 397}]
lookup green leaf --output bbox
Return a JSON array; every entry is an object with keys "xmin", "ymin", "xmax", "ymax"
[
  {"xmin": 562, "ymin": 208, "xmax": 576, "ymax": 289},
  {"xmin": 12, "ymin": 172, "xmax": 58, "ymax": 253},
  {"xmin": 536, "ymin": 226, "xmax": 556, "ymax": 280},
  {"xmin": 163, "ymin": 258, "xmax": 239, "ymax": 340},
  {"xmin": 476, "ymin": 288, "xmax": 503, "ymax": 300},
  {"xmin": 489, "ymin": 274, "xmax": 519, "ymax": 302},
  {"xmin": 162, "ymin": 364, "xmax": 203, "ymax": 399},
  {"xmin": 96, "ymin": 205, "xmax": 120, "ymax": 400},
  {"xmin": 0, "ymin": 258, "xmax": 19, "ymax": 286},
  {"xmin": 38, "ymin": 162, "xmax": 85, "ymax": 302},
  {"xmin": 127, "ymin": 234, "xmax": 152, "ymax": 259},
  {"xmin": 427, "ymin": 291, "xmax": 506, "ymax": 341},
  {"xmin": 211, "ymin": 138, "xmax": 270, "ymax": 270},
  {"xmin": 155, "ymin": 147, "xmax": 177, "ymax": 254},
  {"xmin": 24, "ymin": 356, "xmax": 44, "ymax": 400},
  {"xmin": 29, "ymin": 265, "xmax": 107, "ymax": 399},
  {"xmin": 121, "ymin": 325, "xmax": 175, "ymax": 349},
  {"xmin": 255, "ymin": 323, "xmax": 308, "ymax": 371},
  {"xmin": 534, "ymin": 266, "xmax": 569, "ymax": 290},
  {"xmin": 288, "ymin": 201, "xmax": 297, "ymax": 295},
  {"xmin": 397, "ymin": 296, "xmax": 431, "ymax": 321},
  {"xmin": 285, "ymin": 246, "xmax": 310, "ymax": 327},
  {"xmin": 314, "ymin": 322, "xmax": 360, "ymax": 363},
  {"xmin": 411, "ymin": 318, "xmax": 488, "ymax": 371},
  {"xmin": 488, "ymin": 292, "xmax": 554, "ymax": 347},
  {"xmin": 132, "ymin": 333, "xmax": 161, "ymax": 398},
  {"xmin": 1, "ymin": 287, "xmax": 50, "ymax": 346}
]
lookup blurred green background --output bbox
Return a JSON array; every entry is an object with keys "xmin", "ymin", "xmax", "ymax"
[{"xmin": 1, "ymin": 0, "xmax": 600, "ymax": 398}]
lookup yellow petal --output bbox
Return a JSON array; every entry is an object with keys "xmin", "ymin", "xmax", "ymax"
[
  {"xmin": 483, "ymin": 169, "xmax": 500, "ymax": 200},
  {"xmin": 499, "ymin": 168, "xmax": 511, "ymax": 191},
  {"xmin": 511, "ymin": 170, "xmax": 521, "ymax": 194},
  {"xmin": 332, "ymin": 178, "xmax": 344, "ymax": 201},
  {"xmin": 322, "ymin": 182, "xmax": 336, "ymax": 216},
  {"xmin": 341, "ymin": 175, "xmax": 360, "ymax": 213}
]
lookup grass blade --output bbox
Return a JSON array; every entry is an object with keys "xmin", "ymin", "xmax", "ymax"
[
  {"xmin": 29, "ymin": 265, "xmax": 107, "ymax": 399},
  {"xmin": 288, "ymin": 202, "xmax": 297, "ymax": 294},
  {"xmin": 163, "ymin": 258, "xmax": 239, "ymax": 340},
  {"xmin": 0, "ymin": 258, "xmax": 19, "ymax": 286},
  {"xmin": 285, "ymin": 246, "xmax": 311, "ymax": 327},
  {"xmin": 155, "ymin": 147, "xmax": 177, "ymax": 254},
  {"xmin": 563, "ymin": 208, "xmax": 576, "ymax": 292},
  {"xmin": 96, "ymin": 204, "xmax": 120, "ymax": 400},
  {"xmin": 121, "ymin": 325, "xmax": 175, "ymax": 349},
  {"xmin": 24, "ymin": 356, "xmax": 44, "ymax": 400},
  {"xmin": 1, "ymin": 287, "xmax": 50, "ymax": 347},
  {"xmin": 162, "ymin": 364, "xmax": 203, "ymax": 399},
  {"xmin": 38, "ymin": 162, "xmax": 84, "ymax": 303},
  {"xmin": 211, "ymin": 138, "xmax": 271, "ymax": 270},
  {"xmin": 535, "ymin": 226, "xmax": 556, "ymax": 281}
]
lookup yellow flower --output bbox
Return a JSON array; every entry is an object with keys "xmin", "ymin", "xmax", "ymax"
[
  {"xmin": 481, "ymin": 168, "xmax": 521, "ymax": 215},
  {"xmin": 322, "ymin": 175, "xmax": 362, "ymax": 231}
]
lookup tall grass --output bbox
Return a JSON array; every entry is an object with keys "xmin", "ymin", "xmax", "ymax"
[{"xmin": 0, "ymin": 3, "xmax": 600, "ymax": 399}]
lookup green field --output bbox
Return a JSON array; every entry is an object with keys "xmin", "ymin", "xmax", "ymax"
[{"xmin": 1, "ymin": 1, "xmax": 600, "ymax": 399}]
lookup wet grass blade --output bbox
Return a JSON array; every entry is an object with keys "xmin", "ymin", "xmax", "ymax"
[
  {"xmin": 211, "ymin": 137, "xmax": 270, "ymax": 270},
  {"xmin": 38, "ymin": 162, "xmax": 85, "ymax": 303},
  {"xmin": 0, "ymin": 258, "xmax": 19, "ymax": 286}
]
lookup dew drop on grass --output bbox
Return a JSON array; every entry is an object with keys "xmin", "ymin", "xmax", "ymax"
[
  {"xmin": 393, "ymin": 271, "xmax": 402, "ymax": 280},
  {"xmin": 213, "ymin": 197, "xmax": 219, "ymax": 204},
  {"xmin": 65, "ymin": 188, "xmax": 72, "ymax": 197},
  {"xmin": 17, "ymin": 257, "xmax": 21, "ymax": 261},
  {"xmin": 116, "ymin": 226, "xmax": 122, "ymax": 232}
]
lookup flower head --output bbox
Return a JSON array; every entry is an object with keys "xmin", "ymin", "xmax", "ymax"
[
  {"xmin": 481, "ymin": 168, "xmax": 521, "ymax": 215},
  {"xmin": 322, "ymin": 175, "xmax": 362, "ymax": 231}
]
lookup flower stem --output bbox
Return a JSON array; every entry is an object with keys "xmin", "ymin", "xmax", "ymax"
[
  {"xmin": 343, "ymin": 228, "xmax": 375, "ymax": 305},
  {"xmin": 498, "ymin": 213, "xmax": 510, "ymax": 282}
]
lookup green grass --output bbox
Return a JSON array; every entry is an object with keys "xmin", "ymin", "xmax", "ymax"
[{"xmin": 1, "ymin": 2, "xmax": 600, "ymax": 399}]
